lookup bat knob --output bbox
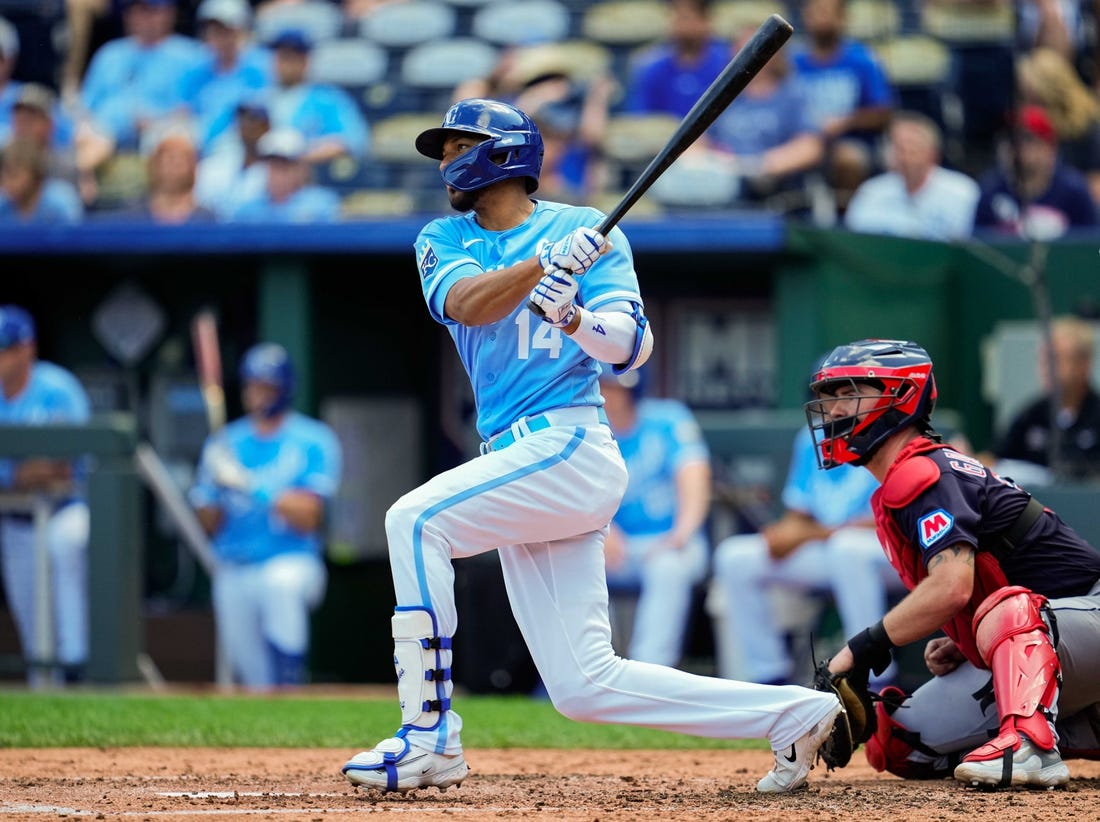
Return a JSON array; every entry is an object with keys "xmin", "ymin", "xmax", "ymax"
[{"xmin": 527, "ymin": 299, "xmax": 546, "ymax": 317}]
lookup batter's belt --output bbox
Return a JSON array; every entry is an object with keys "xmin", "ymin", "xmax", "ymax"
[{"xmin": 481, "ymin": 406, "xmax": 609, "ymax": 454}]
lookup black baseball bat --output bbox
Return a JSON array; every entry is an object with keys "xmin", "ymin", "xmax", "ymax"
[{"xmin": 529, "ymin": 13, "xmax": 795, "ymax": 317}]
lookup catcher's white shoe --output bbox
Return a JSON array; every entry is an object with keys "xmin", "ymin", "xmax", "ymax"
[
  {"xmin": 342, "ymin": 736, "xmax": 469, "ymax": 793},
  {"xmin": 756, "ymin": 701, "xmax": 843, "ymax": 794},
  {"xmin": 954, "ymin": 737, "xmax": 1069, "ymax": 789}
]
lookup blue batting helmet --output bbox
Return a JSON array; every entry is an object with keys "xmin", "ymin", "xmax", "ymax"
[
  {"xmin": 239, "ymin": 342, "xmax": 295, "ymax": 417},
  {"xmin": 415, "ymin": 98, "xmax": 544, "ymax": 194},
  {"xmin": 0, "ymin": 305, "xmax": 35, "ymax": 350}
]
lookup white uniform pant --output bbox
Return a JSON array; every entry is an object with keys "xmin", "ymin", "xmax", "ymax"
[
  {"xmin": 383, "ymin": 416, "xmax": 839, "ymax": 756},
  {"xmin": 711, "ymin": 526, "xmax": 903, "ymax": 687},
  {"xmin": 0, "ymin": 503, "xmax": 89, "ymax": 682},
  {"xmin": 211, "ymin": 552, "xmax": 327, "ymax": 688},
  {"xmin": 604, "ymin": 531, "xmax": 708, "ymax": 667}
]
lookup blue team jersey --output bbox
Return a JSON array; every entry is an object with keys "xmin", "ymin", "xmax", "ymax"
[
  {"xmin": 612, "ymin": 398, "xmax": 710, "ymax": 536},
  {"xmin": 782, "ymin": 426, "xmax": 878, "ymax": 529},
  {"xmin": 415, "ymin": 199, "xmax": 644, "ymax": 440},
  {"xmin": 0, "ymin": 361, "xmax": 91, "ymax": 490},
  {"xmin": 791, "ymin": 40, "xmax": 895, "ymax": 137},
  {"xmin": 188, "ymin": 412, "xmax": 343, "ymax": 564},
  {"xmin": 80, "ymin": 34, "xmax": 208, "ymax": 147},
  {"xmin": 624, "ymin": 39, "xmax": 732, "ymax": 118}
]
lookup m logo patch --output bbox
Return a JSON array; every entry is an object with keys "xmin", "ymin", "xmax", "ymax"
[
  {"xmin": 918, "ymin": 509, "xmax": 954, "ymax": 549},
  {"xmin": 419, "ymin": 240, "xmax": 438, "ymax": 278}
]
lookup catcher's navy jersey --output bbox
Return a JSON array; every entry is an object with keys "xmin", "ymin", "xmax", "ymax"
[
  {"xmin": 889, "ymin": 445, "xmax": 1100, "ymax": 599},
  {"xmin": 415, "ymin": 199, "xmax": 643, "ymax": 440}
]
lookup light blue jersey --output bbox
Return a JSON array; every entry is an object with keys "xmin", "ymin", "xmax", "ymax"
[
  {"xmin": 782, "ymin": 426, "xmax": 878, "ymax": 528},
  {"xmin": 188, "ymin": 412, "xmax": 342, "ymax": 564},
  {"xmin": 415, "ymin": 199, "xmax": 643, "ymax": 440},
  {"xmin": 0, "ymin": 361, "xmax": 91, "ymax": 489},
  {"xmin": 80, "ymin": 34, "xmax": 208, "ymax": 147},
  {"xmin": 613, "ymin": 398, "xmax": 710, "ymax": 536}
]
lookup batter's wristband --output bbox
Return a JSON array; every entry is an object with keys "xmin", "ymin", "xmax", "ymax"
[{"xmin": 847, "ymin": 620, "xmax": 895, "ymax": 673}]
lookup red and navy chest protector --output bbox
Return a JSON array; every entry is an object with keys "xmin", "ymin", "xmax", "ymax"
[{"xmin": 872, "ymin": 437, "xmax": 1100, "ymax": 669}]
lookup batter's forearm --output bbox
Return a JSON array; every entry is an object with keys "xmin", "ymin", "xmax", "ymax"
[{"xmin": 445, "ymin": 259, "xmax": 546, "ymax": 326}]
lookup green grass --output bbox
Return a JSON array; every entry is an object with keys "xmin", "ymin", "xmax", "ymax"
[{"xmin": 0, "ymin": 690, "xmax": 763, "ymax": 750}]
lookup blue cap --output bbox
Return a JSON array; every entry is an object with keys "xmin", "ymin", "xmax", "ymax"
[
  {"xmin": 0, "ymin": 305, "xmax": 35, "ymax": 350},
  {"xmin": 269, "ymin": 28, "xmax": 312, "ymax": 52}
]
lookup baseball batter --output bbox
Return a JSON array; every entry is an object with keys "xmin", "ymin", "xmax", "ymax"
[
  {"xmin": 808, "ymin": 339, "xmax": 1100, "ymax": 788},
  {"xmin": 340, "ymin": 98, "xmax": 843, "ymax": 796},
  {"xmin": 0, "ymin": 305, "xmax": 92, "ymax": 686},
  {"xmin": 189, "ymin": 343, "xmax": 342, "ymax": 689}
]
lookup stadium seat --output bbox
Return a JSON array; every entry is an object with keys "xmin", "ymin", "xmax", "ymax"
[
  {"xmin": 600, "ymin": 112, "xmax": 680, "ymax": 192},
  {"xmin": 507, "ymin": 39, "xmax": 614, "ymax": 86},
  {"xmin": 341, "ymin": 188, "xmax": 419, "ymax": 219},
  {"xmin": 400, "ymin": 37, "xmax": 500, "ymax": 102},
  {"xmin": 712, "ymin": 0, "xmax": 788, "ymax": 39},
  {"xmin": 471, "ymin": 0, "xmax": 572, "ymax": 45},
  {"xmin": 95, "ymin": 151, "xmax": 147, "ymax": 209},
  {"xmin": 920, "ymin": 0, "xmax": 1014, "ymax": 42},
  {"xmin": 253, "ymin": 1, "xmax": 344, "ymax": 45},
  {"xmin": 356, "ymin": 0, "xmax": 458, "ymax": 48},
  {"xmin": 307, "ymin": 38, "xmax": 389, "ymax": 87},
  {"xmin": 873, "ymin": 33, "xmax": 951, "ymax": 86},
  {"xmin": 580, "ymin": 0, "xmax": 670, "ymax": 47},
  {"xmin": 366, "ymin": 111, "xmax": 445, "ymax": 191},
  {"xmin": 648, "ymin": 151, "xmax": 740, "ymax": 209},
  {"xmin": 844, "ymin": 0, "xmax": 902, "ymax": 42}
]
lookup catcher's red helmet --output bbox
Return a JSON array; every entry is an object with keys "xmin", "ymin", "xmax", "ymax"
[{"xmin": 805, "ymin": 339, "xmax": 937, "ymax": 468}]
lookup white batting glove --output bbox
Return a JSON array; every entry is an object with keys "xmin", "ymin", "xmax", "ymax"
[
  {"xmin": 538, "ymin": 227, "xmax": 606, "ymax": 275},
  {"xmin": 529, "ymin": 266, "xmax": 579, "ymax": 328},
  {"xmin": 207, "ymin": 442, "xmax": 253, "ymax": 492}
]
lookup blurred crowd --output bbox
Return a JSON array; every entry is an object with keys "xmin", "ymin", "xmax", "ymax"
[{"xmin": 1, "ymin": 0, "xmax": 1100, "ymax": 233}]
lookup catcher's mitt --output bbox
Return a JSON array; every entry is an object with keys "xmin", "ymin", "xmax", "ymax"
[{"xmin": 811, "ymin": 661, "xmax": 876, "ymax": 769}]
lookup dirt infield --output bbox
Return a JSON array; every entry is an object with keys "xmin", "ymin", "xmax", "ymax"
[{"xmin": 1, "ymin": 746, "xmax": 1098, "ymax": 820}]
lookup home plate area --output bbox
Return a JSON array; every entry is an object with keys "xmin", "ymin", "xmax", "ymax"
[{"xmin": 0, "ymin": 747, "xmax": 1097, "ymax": 821}]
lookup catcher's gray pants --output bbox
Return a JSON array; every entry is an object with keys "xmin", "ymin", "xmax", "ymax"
[{"xmin": 891, "ymin": 579, "xmax": 1100, "ymax": 768}]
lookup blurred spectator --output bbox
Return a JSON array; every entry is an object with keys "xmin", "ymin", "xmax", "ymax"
[
  {"xmin": 981, "ymin": 314, "xmax": 1100, "ymax": 483},
  {"xmin": 790, "ymin": 0, "xmax": 897, "ymax": 216},
  {"xmin": 1016, "ymin": 0, "xmax": 1083, "ymax": 67},
  {"xmin": 102, "ymin": 120, "xmax": 216, "ymax": 223},
  {"xmin": 0, "ymin": 17, "xmax": 21, "ymax": 144},
  {"xmin": 623, "ymin": 0, "xmax": 730, "ymax": 118},
  {"xmin": 0, "ymin": 305, "xmax": 93, "ymax": 687},
  {"xmin": 7, "ymin": 84, "xmax": 79, "ymax": 187},
  {"xmin": 704, "ymin": 22, "xmax": 825, "ymax": 213},
  {"xmin": 74, "ymin": 0, "xmax": 207, "ymax": 184},
  {"xmin": 255, "ymin": 28, "xmax": 369, "ymax": 166},
  {"xmin": 523, "ymin": 73, "xmax": 615, "ymax": 204},
  {"xmin": 195, "ymin": 97, "xmax": 271, "ymax": 218},
  {"xmin": 0, "ymin": 138, "xmax": 83, "ymax": 223},
  {"xmin": 189, "ymin": 0, "xmax": 273, "ymax": 153},
  {"xmin": 972, "ymin": 104, "xmax": 1098, "ymax": 238},
  {"xmin": 1016, "ymin": 46, "xmax": 1100, "ymax": 204},
  {"xmin": 229, "ymin": 126, "xmax": 341, "ymax": 222},
  {"xmin": 60, "ymin": 0, "xmax": 118, "ymax": 106},
  {"xmin": 710, "ymin": 425, "xmax": 900, "ymax": 688},
  {"xmin": 844, "ymin": 110, "xmax": 980, "ymax": 240},
  {"xmin": 599, "ymin": 367, "xmax": 712, "ymax": 669},
  {"xmin": 453, "ymin": 44, "xmax": 616, "ymax": 205}
]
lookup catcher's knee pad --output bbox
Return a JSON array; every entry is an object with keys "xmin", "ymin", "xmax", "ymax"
[
  {"xmin": 392, "ymin": 606, "xmax": 453, "ymax": 731},
  {"xmin": 973, "ymin": 586, "xmax": 1060, "ymax": 752},
  {"xmin": 865, "ymin": 686, "xmax": 950, "ymax": 779}
]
